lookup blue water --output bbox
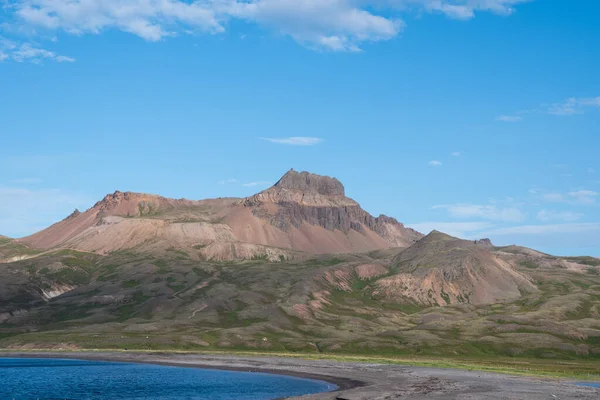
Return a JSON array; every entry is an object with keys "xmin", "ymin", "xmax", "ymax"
[
  {"xmin": 0, "ymin": 358, "xmax": 336, "ymax": 400},
  {"xmin": 576, "ymin": 382, "xmax": 600, "ymax": 388}
]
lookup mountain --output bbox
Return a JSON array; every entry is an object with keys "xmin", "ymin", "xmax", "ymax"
[
  {"xmin": 18, "ymin": 170, "xmax": 422, "ymax": 260},
  {"xmin": 374, "ymin": 231, "xmax": 536, "ymax": 306},
  {"xmin": 2, "ymin": 171, "xmax": 600, "ymax": 359}
]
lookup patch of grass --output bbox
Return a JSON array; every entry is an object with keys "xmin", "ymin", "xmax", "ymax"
[
  {"xmin": 154, "ymin": 260, "xmax": 171, "ymax": 274},
  {"xmin": 306, "ymin": 257, "xmax": 345, "ymax": 267},
  {"xmin": 587, "ymin": 268, "xmax": 600, "ymax": 275},
  {"xmin": 122, "ymin": 280, "xmax": 140, "ymax": 288},
  {"xmin": 4, "ymin": 348, "xmax": 597, "ymax": 380},
  {"xmin": 166, "ymin": 247, "xmax": 189, "ymax": 258},
  {"xmin": 45, "ymin": 268, "xmax": 90, "ymax": 285},
  {"xmin": 440, "ymin": 287, "xmax": 451, "ymax": 305},
  {"xmin": 565, "ymin": 257, "xmax": 600, "ymax": 267},
  {"xmin": 519, "ymin": 260, "xmax": 539, "ymax": 269}
]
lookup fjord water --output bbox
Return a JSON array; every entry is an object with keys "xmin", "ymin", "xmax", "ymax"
[{"xmin": 0, "ymin": 358, "xmax": 336, "ymax": 400}]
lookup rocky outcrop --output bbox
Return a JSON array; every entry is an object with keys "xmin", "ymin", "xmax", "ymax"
[
  {"xmin": 474, "ymin": 238, "xmax": 494, "ymax": 249},
  {"xmin": 66, "ymin": 209, "xmax": 81, "ymax": 219},
  {"xmin": 273, "ymin": 169, "xmax": 345, "ymax": 196},
  {"xmin": 243, "ymin": 169, "xmax": 423, "ymax": 247}
]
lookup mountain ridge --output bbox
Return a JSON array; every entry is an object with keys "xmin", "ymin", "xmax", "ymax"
[
  {"xmin": 17, "ymin": 170, "xmax": 422, "ymax": 258},
  {"xmin": 2, "ymin": 173, "xmax": 600, "ymax": 358}
]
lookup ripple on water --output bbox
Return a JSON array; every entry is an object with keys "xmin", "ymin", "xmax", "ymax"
[{"xmin": 0, "ymin": 358, "xmax": 337, "ymax": 400}]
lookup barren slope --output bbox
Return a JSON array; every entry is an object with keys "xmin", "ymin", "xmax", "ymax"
[
  {"xmin": 374, "ymin": 231, "xmax": 536, "ymax": 305},
  {"xmin": 230, "ymin": 169, "xmax": 422, "ymax": 253},
  {"xmin": 18, "ymin": 170, "xmax": 422, "ymax": 259}
]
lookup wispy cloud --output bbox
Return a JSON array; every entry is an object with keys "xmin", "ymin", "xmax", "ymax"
[
  {"xmin": 497, "ymin": 96, "xmax": 600, "ymax": 121},
  {"xmin": 434, "ymin": 203, "xmax": 526, "ymax": 222},
  {"xmin": 260, "ymin": 137, "xmax": 323, "ymax": 146},
  {"xmin": 452, "ymin": 152, "xmax": 462, "ymax": 157},
  {"xmin": 496, "ymin": 115, "xmax": 523, "ymax": 122},
  {"xmin": 548, "ymin": 97, "xmax": 600, "ymax": 116},
  {"xmin": 406, "ymin": 221, "xmax": 493, "ymax": 239},
  {"xmin": 569, "ymin": 190, "xmax": 599, "ymax": 205},
  {"xmin": 537, "ymin": 210, "xmax": 583, "ymax": 222},
  {"xmin": 3, "ymin": 0, "xmax": 530, "ymax": 53},
  {"xmin": 242, "ymin": 181, "xmax": 271, "ymax": 187},
  {"xmin": 0, "ymin": 39, "xmax": 75, "ymax": 64},
  {"xmin": 589, "ymin": 168, "xmax": 596, "ymax": 174},
  {"xmin": 482, "ymin": 223, "xmax": 600, "ymax": 236},
  {"xmin": 428, "ymin": 160, "xmax": 442, "ymax": 167},
  {"xmin": 218, "ymin": 178, "xmax": 237, "ymax": 185},
  {"xmin": 541, "ymin": 190, "xmax": 598, "ymax": 205}
]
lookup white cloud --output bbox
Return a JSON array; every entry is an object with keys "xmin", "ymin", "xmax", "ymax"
[
  {"xmin": 0, "ymin": 40, "xmax": 75, "ymax": 63},
  {"xmin": 242, "ymin": 181, "xmax": 271, "ymax": 187},
  {"xmin": 548, "ymin": 98, "xmax": 581, "ymax": 116},
  {"xmin": 542, "ymin": 192, "xmax": 565, "ymax": 202},
  {"xmin": 218, "ymin": 178, "xmax": 237, "ymax": 185},
  {"xmin": 406, "ymin": 221, "xmax": 493, "ymax": 239},
  {"xmin": 483, "ymin": 223, "xmax": 600, "ymax": 236},
  {"xmin": 496, "ymin": 115, "xmax": 523, "ymax": 122},
  {"xmin": 5, "ymin": 0, "xmax": 531, "ymax": 53},
  {"xmin": 580, "ymin": 97, "xmax": 600, "ymax": 107},
  {"xmin": 568, "ymin": 190, "xmax": 598, "ymax": 205},
  {"xmin": 420, "ymin": 0, "xmax": 530, "ymax": 19},
  {"xmin": 498, "ymin": 96, "xmax": 600, "ymax": 120},
  {"xmin": 548, "ymin": 97, "xmax": 600, "ymax": 116},
  {"xmin": 434, "ymin": 203, "xmax": 526, "ymax": 222},
  {"xmin": 452, "ymin": 152, "xmax": 461, "ymax": 157},
  {"xmin": 260, "ymin": 137, "xmax": 323, "ymax": 146},
  {"xmin": 0, "ymin": 186, "xmax": 92, "ymax": 238},
  {"xmin": 589, "ymin": 167, "xmax": 596, "ymax": 174},
  {"xmin": 537, "ymin": 210, "xmax": 583, "ymax": 222},
  {"xmin": 428, "ymin": 160, "xmax": 442, "ymax": 167},
  {"xmin": 541, "ymin": 190, "xmax": 598, "ymax": 205}
]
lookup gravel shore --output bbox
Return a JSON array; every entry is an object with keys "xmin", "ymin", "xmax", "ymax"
[{"xmin": 1, "ymin": 352, "xmax": 599, "ymax": 399}]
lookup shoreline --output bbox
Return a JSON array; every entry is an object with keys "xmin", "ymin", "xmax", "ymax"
[
  {"xmin": 0, "ymin": 351, "xmax": 362, "ymax": 393},
  {"xmin": 1, "ymin": 351, "xmax": 599, "ymax": 399}
]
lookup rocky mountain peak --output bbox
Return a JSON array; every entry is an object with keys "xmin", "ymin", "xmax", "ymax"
[
  {"xmin": 66, "ymin": 209, "xmax": 81, "ymax": 219},
  {"xmin": 474, "ymin": 238, "xmax": 494, "ymax": 248},
  {"xmin": 273, "ymin": 169, "xmax": 345, "ymax": 196}
]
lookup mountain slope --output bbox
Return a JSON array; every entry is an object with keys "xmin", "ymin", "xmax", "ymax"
[
  {"xmin": 374, "ymin": 231, "xmax": 536, "ymax": 305},
  {"xmin": 228, "ymin": 169, "xmax": 422, "ymax": 253},
  {"xmin": 1, "ymin": 244, "xmax": 599, "ymax": 359},
  {"xmin": 17, "ymin": 170, "xmax": 422, "ymax": 259}
]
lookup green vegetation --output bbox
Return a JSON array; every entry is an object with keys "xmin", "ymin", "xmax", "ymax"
[
  {"xmin": 565, "ymin": 257, "xmax": 600, "ymax": 267},
  {"xmin": 519, "ymin": 260, "xmax": 539, "ymax": 269},
  {"xmin": 2, "ymin": 243, "xmax": 600, "ymax": 376}
]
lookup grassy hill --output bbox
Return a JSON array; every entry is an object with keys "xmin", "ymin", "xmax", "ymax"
[{"xmin": 1, "ymin": 238, "xmax": 600, "ymax": 361}]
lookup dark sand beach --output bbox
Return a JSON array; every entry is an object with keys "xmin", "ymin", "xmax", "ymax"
[{"xmin": 1, "ymin": 352, "xmax": 599, "ymax": 399}]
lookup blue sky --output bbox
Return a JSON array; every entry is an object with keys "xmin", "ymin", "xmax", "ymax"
[{"xmin": 1, "ymin": 0, "xmax": 599, "ymax": 256}]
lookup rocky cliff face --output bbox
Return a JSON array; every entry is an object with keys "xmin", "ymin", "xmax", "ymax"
[
  {"xmin": 274, "ymin": 169, "xmax": 345, "ymax": 196},
  {"xmin": 243, "ymin": 170, "xmax": 422, "ymax": 246},
  {"xmin": 474, "ymin": 238, "xmax": 494, "ymax": 249}
]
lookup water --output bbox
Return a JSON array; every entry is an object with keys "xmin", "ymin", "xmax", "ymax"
[
  {"xmin": 576, "ymin": 382, "xmax": 600, "ymax": 388},
  {"xmin": 0, "ymin": 358, "xmax": 337, "ymax": 400}
]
